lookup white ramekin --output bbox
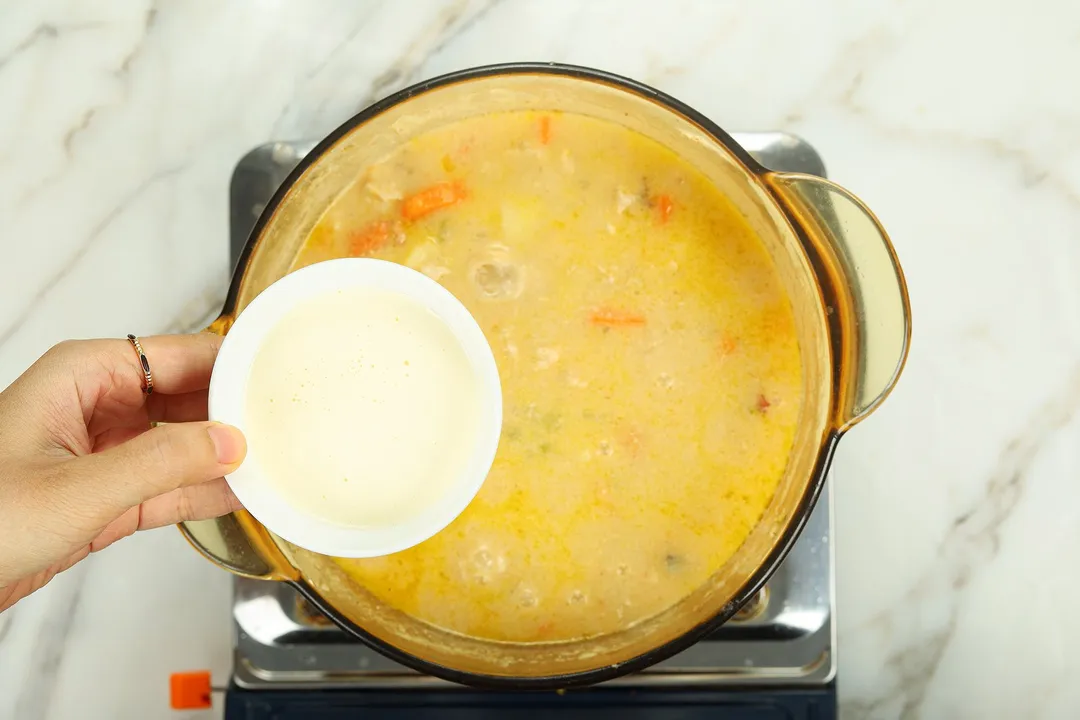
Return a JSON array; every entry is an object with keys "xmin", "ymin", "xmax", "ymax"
[{"xmin": 208, "ymin": 258, "xmax": 502, "ymax": 558}]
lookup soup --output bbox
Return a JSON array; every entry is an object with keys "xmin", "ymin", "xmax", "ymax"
[{"xmin": 291, "ymin": 111, "xmax": 802, "ymax": 642}]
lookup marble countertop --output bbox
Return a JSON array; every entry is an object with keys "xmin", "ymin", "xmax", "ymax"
[{"xmin": 1, "ymin": 1, "xmax": 1078, "ymax": 718}]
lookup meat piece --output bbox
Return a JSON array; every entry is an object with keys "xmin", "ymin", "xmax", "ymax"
[{"xmin": 469, "ymin": 245, "xmax": 524, "ymax": 300}]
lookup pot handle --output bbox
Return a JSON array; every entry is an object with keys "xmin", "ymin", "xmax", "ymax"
[
  {"xmin": 764, "ymin": 173, "xmax": 911, "ymax": 431},
  {"xmin": 179, "ymin": 511, "xmax": 297, "ymax": 581},
  {"xmin": 177, "ymin": 315, "xmax": 298, "ymax": 582}
]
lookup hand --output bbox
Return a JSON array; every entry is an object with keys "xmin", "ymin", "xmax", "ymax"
[{"xmin": 0, "ymin": 334, "xmax": 247, "ymax": 611}]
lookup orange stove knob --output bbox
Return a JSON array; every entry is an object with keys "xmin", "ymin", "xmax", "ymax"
[{"xmin": 169, "ymin": 671, "xmax": 213, "ymax": 710}]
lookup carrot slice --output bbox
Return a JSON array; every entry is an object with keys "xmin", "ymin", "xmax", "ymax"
[
  {"xmin": 348, "ymin": 220, "xmax": 393, "ymax": 256},
  {"xmin": 539, "ymin": 115, "xmax": 552, "ymax": 145},
  {"xmin": 400, "ymin": 181, "xmax": 467, "ymax": 222},
  {"xmin": 589, "ymin": 308, "xmax": 646, "ymax": 327},
  {"xmin": 654, "ymin": 194, "xmax": 675, "ymax": 223}
]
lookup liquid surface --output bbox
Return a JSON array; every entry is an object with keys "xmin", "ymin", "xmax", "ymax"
[
  {"xmin": 245, "ymin": 288, "xmax": 481, "ymax": 528},
  {"xmin": 293, "ymin": 111, "xmax": 803, "ymax": 642}
]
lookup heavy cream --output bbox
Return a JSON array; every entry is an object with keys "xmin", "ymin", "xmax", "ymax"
[{"xmin": 244, "ymin": 287, "xmax": 482, "ymax": 528}]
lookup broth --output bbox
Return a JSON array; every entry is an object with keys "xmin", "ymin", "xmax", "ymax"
[{"xmin": 290, "ymin": 111, "xmax": 802, "ymax": 642}]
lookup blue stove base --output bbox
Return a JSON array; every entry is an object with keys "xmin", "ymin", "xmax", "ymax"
[{"xmin": 224, "ymin": 683, "xmax": 837, "ymax": 719}]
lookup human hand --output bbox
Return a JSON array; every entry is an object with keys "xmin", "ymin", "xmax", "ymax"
[{"xmin": 0, "ymin": 334, "xmax": 246, "ymax": 611}]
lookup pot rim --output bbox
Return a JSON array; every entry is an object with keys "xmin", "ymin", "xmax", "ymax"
[
  {"xmin": 225, "ymin": 62, "xmax": 839, "ymax": 689},
  {"xmin": 223, "ymin": 62, "xmax": 772, "ymax": 319}
]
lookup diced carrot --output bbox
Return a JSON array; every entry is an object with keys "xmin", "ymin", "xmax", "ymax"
[
  {"xmin": 348, "ymin": 220, "xmax": 393, "ymax": 256},
  {"xmin": 756, "ymin": 394, "xmax": 771, "ymax": 413},
  {"xmin": 400, "ymin": 180, "xmax": 467, "ymax": 222},
  {"xmin": 539, "ymin": 115, "xmax": 552, "ymax": 145},
  {"xmin": 589, "ymin": 308, "xmax": 647, "ymax": 327},
  {"xmin": 654, "ymin": 194, "xmax": 675, "ymax": 223}
]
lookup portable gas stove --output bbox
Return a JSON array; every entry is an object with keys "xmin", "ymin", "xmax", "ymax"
[{"xmin": 222, "ymin": 134, "xmax": 836, "ymax": 719}]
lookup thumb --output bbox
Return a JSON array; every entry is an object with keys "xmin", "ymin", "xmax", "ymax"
[{"xmin": 62, "ymin": 422, "xmax": 247, "ymax": 517}]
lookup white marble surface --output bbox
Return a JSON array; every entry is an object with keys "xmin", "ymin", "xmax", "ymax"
[{"xmin": 1, "ymin": 0, "xmax": 1078, "ymax": 718}]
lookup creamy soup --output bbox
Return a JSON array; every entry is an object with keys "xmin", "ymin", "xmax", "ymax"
[
  {"xmin": 292, "ymin": 111, "xmax": 802, "ymax": 642},
  {"xmin": 245, "ymin": 287, "xmax": 482, "ymax": 528}
]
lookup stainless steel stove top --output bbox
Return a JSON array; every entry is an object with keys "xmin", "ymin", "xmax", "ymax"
[{"xmin": 226, "ymin": 133, "xmax": 835, "ymax": 691}]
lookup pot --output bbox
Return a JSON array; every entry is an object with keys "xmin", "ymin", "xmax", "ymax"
[{"xmin": 181, "ymin": 63, "xmax": 910, "ymax": 688}]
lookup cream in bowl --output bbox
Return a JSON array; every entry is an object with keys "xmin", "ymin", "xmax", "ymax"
[{"xmin": 209, "ymin": 258, "xmax": 502, "ymax": 557}]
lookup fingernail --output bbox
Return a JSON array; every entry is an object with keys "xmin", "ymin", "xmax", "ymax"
[{"xmin": 207, "ymin": 423, "xmax": 247, "ymax": 465}]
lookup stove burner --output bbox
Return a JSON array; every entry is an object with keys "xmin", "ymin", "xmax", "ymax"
[{"xmin": 226, "ymin": 134, "xmax": 835, "ymax": 694}]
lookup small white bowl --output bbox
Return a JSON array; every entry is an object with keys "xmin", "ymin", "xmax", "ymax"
[{"xmin": 208, "ymin": 258, "xmax": 502, "ymax": 558}]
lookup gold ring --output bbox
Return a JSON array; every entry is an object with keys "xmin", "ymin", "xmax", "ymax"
[{"xmin": 126, "ymin": 334, "xmax": 154, "ymax": 395}]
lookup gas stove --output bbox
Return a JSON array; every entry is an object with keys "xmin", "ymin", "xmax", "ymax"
[{"xmin": 223, "ymin": 134, "xmax": 836, "ymax": 719}]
